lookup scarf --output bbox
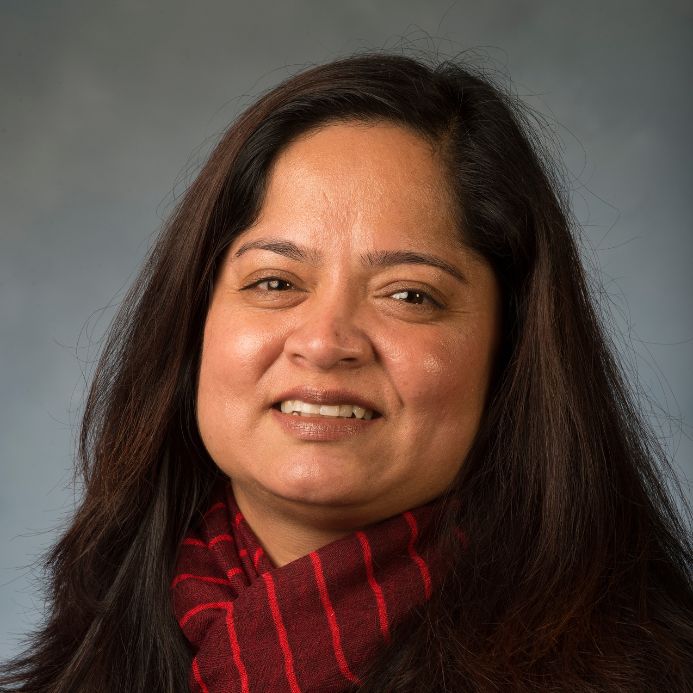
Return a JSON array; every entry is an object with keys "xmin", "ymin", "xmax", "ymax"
[{"xmin": 171, "ymin": 479, "xmax": 450, "ymax": 692}]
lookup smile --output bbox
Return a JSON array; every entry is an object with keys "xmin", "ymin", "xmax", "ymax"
[{"xmin": 276, "ymin": 400, "xmax": 377, "ymax": 419}]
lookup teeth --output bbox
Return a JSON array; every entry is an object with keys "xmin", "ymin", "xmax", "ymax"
[{"xmin": 279, "ymin": 399, "xmax": 375, "ymax": 419}]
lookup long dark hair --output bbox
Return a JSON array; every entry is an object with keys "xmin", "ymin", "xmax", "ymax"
[{"xmin": 2, "ymin": 52, "xmax": 691, "ymax": 692}]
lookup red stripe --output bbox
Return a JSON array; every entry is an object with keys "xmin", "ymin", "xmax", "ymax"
[
  {"xmin": 227, "ymin": 567, "xmax": 242, "ymax": 579},
  {"xmin": 192, "ymin": 656, "xmax": 210, "ymax": 693},
  {"xmin": 253, "ymin": 547, "xmax": 264, "ymax": 569},
  {"xmin": 180, "ymin": 601, "xmax": 233, "ymax": 627},
  {"xmin": 403, "ymin": 512, "xmax": 432, "ymax": 599},
  {"xmin": 182, "ymin": 537, "xmax": 207, "ymax": 546},
  {"xmin": 182, "ymin": 534, "xmax": 233, "ymax": 548},
  {"xmin": 225, "ymin": 602, "xmax": 250, "ymax": 693},
  {"xmin": 310, "ymin": 552, "xmax": 361, "ymax": 684},
  {"xmin": 235, "ymin": 511, "xmax": 244, "ymax": 527},
  {"xmin": 209, "ymin": 533, "xmax": 233, "ymax": 547},
  {"xmin": 171, "ymin": 573, "xmax": 231, "ymax": 589},
  {"xmin": 356, "ymin": 531, "xmax": 390, "ymax": 642},
  {"xmin": 203, "ymin": 501, "xmax": 226, "ymax": 518},
  {"xmin": 262, "ymin": 572, "xmax": 301, "ymax": 693}
]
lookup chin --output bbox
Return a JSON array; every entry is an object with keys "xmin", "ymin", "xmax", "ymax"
[
  {"xmin": 261, "ymin": 452, "xmax": 370, "ymax": 499},
  {"xmin": 266, "ymin": 476, "xmax": 368, "ymax": 509}
]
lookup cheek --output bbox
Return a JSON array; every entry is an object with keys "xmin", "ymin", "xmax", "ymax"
[
  {"xmin": 204, "ymin": 307, "xmax": 278, "ymax": 370},
  {"xmin": 197, "ymin": 306, "xmax": 282, "ymax": 422},
  {"xmin": 386, "ymin": 328, "xmax": 495, "ymax": 414}
]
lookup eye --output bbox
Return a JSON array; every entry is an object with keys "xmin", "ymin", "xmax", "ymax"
[
  {"xmin": 243, "ymin": 276, "xmax": 294, "ymax": 292},
  {"xmin": 390, "ymin": 288, "xmax": 442, "ymax": 309}
]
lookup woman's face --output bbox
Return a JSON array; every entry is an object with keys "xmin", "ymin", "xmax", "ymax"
[{"xmin": 197, "ymin": 121, "xmax": 501, "ymax": 529}]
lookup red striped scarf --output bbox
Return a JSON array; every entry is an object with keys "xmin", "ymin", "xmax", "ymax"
[{"xmin": 171, "ymin": 480, "xmax": 449, "ymax": 692}]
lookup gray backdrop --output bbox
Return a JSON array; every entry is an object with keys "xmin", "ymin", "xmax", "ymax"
[{"xmin": 2, "ymin": 0, "xmax": 691, "ymax": 659}]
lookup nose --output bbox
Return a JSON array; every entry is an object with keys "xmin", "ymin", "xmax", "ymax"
[{"xmin": 283, "ymin": 289, "xmax": 374, "ymax": 371}]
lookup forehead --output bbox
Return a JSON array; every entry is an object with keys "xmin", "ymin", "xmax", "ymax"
[{"xmin": 245, "ymin": 121, "xmax": 461, "ymax": 253}]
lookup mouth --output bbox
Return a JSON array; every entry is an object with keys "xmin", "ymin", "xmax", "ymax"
[{"xmin": 271, "ymin": 402, "xmax": 383, "ymax": 420}]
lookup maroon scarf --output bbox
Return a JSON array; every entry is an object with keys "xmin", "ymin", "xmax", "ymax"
[{"xmin": 171, "ymin": 480, "xmax": 450, "ymax": 692}]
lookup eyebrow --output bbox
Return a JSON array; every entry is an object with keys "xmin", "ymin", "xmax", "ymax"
[{"xmin": 233, "ymin": 238, "xmax": 468, "ymax": 284}]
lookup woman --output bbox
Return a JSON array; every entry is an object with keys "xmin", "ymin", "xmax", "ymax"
[{"xmin": 2, "ymin": 53, "xmax": 691, "ymax": 692}]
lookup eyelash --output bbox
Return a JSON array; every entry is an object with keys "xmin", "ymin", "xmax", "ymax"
[
  {"xmin": 242, "ymin": 277, "xmax": 293, "ymax": 294},
  {"xmin": 242, "ymin": 276, "xmax": 443, "ymax": 309}
]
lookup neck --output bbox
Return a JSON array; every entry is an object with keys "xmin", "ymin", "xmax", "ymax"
[{"xmin": 231, "ymin": 484, "xmax": 357, "ymax": 566}]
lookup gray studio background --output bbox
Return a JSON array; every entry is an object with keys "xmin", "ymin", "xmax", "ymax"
[{"xmin": 1, "ymin": 0, "xmax": 691, "ymax": 659}]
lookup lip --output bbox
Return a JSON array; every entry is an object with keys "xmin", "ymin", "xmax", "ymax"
[
  {"xmin": 270, "ymin": 407, "xmax": 380, "ymax": 441},
  {"xmin": 271, "ymin": 386, "xmax": 383, "ymax": 417}
]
